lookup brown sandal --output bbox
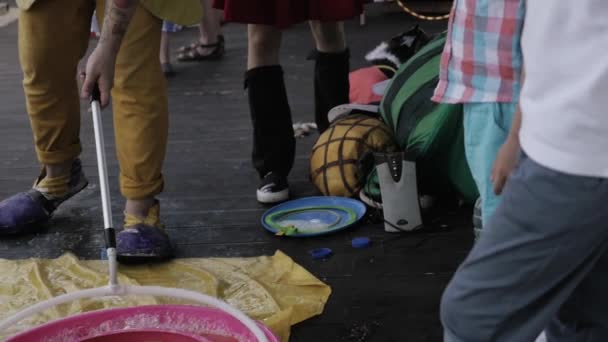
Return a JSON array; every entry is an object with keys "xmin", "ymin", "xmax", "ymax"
[
  {"xmin": 176, "ymin": 35, "xmax": 225, "ymax": 62},
  {"xmin": 177, "ymin": 41, "xmax": 200, "ymax": 53},
  {"xmin": 177, "ymin": 35, "xmax": 224, "ymax": 53}
]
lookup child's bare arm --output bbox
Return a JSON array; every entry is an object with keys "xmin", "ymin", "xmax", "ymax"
[{"xmin": 491, "ymin": 69, "xmax": 524, "ymax": 195}]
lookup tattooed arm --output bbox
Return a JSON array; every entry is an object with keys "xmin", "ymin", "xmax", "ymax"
[
  {"xmin": 81, "ymin": 0, "xmax": 138, "ymax": 107},
  {"xmin": 98, "ymin": 0, "xmax": 137, "ymax": 52}
]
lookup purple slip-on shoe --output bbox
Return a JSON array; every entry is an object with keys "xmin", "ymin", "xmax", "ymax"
[
  {"xmin": 116, "ymin": 224, "xmax": 174, "ymax": 264},
  {"xmin": 0, "ymin": 190, "xmax": 54, "ymax": 235}
]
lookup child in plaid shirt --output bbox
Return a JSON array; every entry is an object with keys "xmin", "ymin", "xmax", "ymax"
[
  {"xmin": 433, "ymin": 0, "xmax": 525, "ymax": 238},
  {"xmin": 440, "ymin": 0, "xmax": 608, "ymax": 340}
]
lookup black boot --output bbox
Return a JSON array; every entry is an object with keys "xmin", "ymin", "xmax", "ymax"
[
  {"xmin": 245, "ymin": 65, "xmax": 294, "ymax": 203},
  {"xmin": 313, "ymin": 49, "xmax": 351, "ymax": 133}
]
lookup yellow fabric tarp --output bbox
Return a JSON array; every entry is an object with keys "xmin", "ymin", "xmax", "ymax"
[
  {"xmin": 0, "ymin": 251, "xmax": 331, "ymax": 341},
  {"xmin": 141, "ymin": 0, "xmax": 202, "ymax": 26}
]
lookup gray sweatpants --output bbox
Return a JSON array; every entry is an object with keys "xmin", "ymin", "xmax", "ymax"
[{"xmin": 441, "ymin": 154, "xmax": 608, "ymax": 342}]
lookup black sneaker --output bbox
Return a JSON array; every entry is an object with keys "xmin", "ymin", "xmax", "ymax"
[{"xmin": 257, "ymin": 172, "xmax": 289, "ymax": 204}]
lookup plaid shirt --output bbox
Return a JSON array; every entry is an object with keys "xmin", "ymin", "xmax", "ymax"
[{"xmin": 432, "ymin": 0, "xmax": 525, "ymax": 103}]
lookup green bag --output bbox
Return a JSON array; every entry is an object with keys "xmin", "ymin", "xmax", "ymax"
[{"xmin": 364, "ymin": 33, "xmax": 478, "ymax": 204}]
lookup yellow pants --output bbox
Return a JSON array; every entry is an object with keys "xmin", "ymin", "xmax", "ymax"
[{"xmin": 18, "ymin": 0, "xmax": 168, "ymax": 200}]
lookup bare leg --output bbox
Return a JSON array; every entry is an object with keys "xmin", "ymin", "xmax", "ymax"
[
  {"xmin": 160, "ymin": 31, "xmax": 170, "ymax": 64},
  {"xmin": 125, "ymin": 197, "xmax": 156, "ymax": 218},
  {"xmin": 309, "ymin": 21, "xmax": 346, "ymax": 53},
  {"xmin": 45, "ymin": 161, "xmax": 72, "ymax": 178},
  {"xmin": 192, "ymin": 0, "xmax": 224, "ymax": 56},
  {"xmin": 246, "ymin": 25, "xmax": 294, "ymax": 201},
  {"xmin": 199, "ymin": 0, "xmax": 222, "ymax": 44},
  {"xmin": 308, "ymin": 21, "xmax": 349, "ymax": 132},
  {"xmin": 177, "ymin": 0, "xmax": 224, "ymax": 60},
  {"xmin": 247, "ymin": 24, "xmax": 281, "ymax": 69}
]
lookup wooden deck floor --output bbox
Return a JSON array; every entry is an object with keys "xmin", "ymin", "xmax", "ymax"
[{"xmin": 0, "ymin": 7, "xmax": 473, "ymax": 341}]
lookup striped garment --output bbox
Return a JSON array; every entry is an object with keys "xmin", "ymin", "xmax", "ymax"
[
  {"xmin": 432, "ymin": 0, "xmax": 525, "ymax": 103},
  {"xmin": 162, "ymin": 20, "xmax": 182, "ymax": 33},
  {"xmin": 91, "ymin": 17, "xmax": 182, "ymax": 34}
]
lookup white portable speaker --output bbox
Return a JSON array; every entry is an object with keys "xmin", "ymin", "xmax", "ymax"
[{"xmin": 374, "ymin": 152, "xmax": 423, "ymax": 232}]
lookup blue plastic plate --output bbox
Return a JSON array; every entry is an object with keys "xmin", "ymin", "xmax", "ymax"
[{"xmin": 261, "ymin": 196, "xmax": 367, "ymax": 237}]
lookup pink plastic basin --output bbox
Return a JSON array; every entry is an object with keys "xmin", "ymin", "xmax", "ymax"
[
  {"xmin": 7, "ymin": 305, "xmax": 278, "ymax": 342},
  {"xmin": 83, "ymin": 330, "xmax": 211, "ymax": 342}
]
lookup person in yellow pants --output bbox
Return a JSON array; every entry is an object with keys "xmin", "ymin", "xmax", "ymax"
[{"xmin": 0, "ymin": 0, "xmax": 200, "ymax": 262}]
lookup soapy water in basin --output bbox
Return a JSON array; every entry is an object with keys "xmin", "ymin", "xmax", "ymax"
[
  {"xmin": 40, "ymin": 311, "xmax": 242, "ymax": 342},
  {"xmin": 4, "ymin": 287, "xmax": 275, "ymax": 342}
]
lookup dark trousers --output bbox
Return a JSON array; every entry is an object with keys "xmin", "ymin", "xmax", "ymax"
[{"xmin": 442, "ymin": 153, "xmax": 608, "ymax": 342}]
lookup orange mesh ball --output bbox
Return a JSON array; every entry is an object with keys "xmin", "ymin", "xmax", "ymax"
[{"xmin": 310, "ymin": 114, "xmax": 398, "ymax": 197}]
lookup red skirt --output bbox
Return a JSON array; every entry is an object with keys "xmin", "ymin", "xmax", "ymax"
[{"xmin": 213, "ymin": 0, "xmax": 364, "ymax": 29}]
